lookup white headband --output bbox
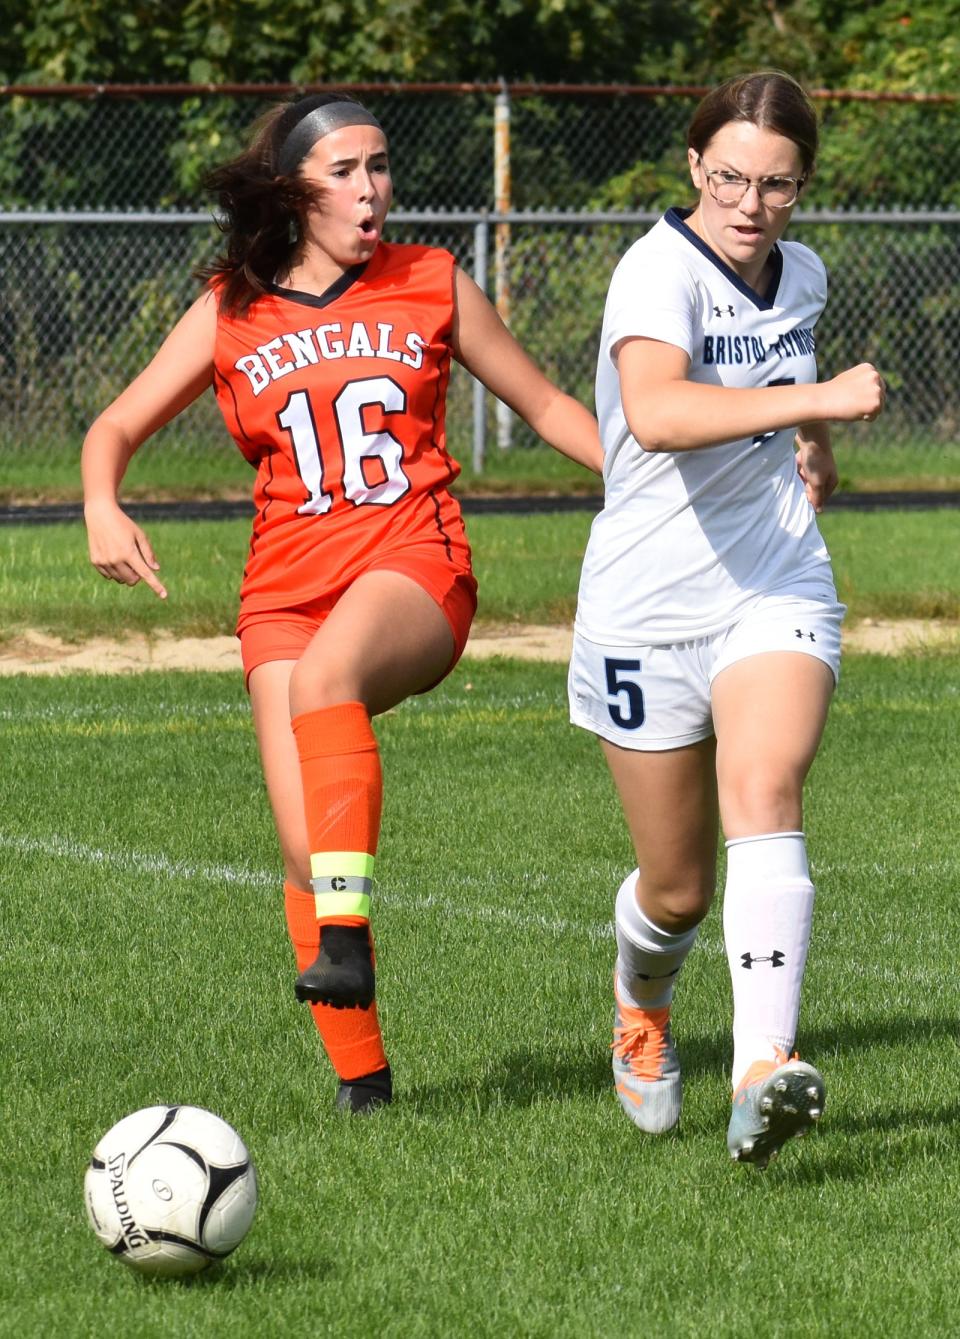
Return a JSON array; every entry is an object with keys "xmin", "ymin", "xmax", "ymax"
[{"xmin": 277, "ymin": 102, "xmax": 385, "ymax": 175}]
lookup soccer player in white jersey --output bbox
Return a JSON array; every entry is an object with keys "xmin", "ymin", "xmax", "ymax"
[{"xmin": 568, "ymin": 70, "xmax": 885, "ymax": 1168}]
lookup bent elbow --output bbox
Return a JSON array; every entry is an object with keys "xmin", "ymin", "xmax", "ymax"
[
  {"xmin": 626, "ymin": 419, "xmax": 672, "ymax": 453},
  {"xmin": 623, "ymin": 403, "xmax": 677, "ymax": 454}
]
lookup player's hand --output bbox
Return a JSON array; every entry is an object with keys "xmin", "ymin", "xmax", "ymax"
[
  {"xmin": 795, "ymin": 440, "xmax": 838, "ymax": 513},
  {"xmin": 821, "ymin": 363, "xmax": 886, "ymax": 423},
  {"xmin": 84, "ymin": 499, "xmax": 167, "ymax": 599}
]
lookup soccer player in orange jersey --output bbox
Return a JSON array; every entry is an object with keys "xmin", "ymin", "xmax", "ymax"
[{"xmin": 81, "ymin": 94, "xmax": 602, "ymax": 1113}]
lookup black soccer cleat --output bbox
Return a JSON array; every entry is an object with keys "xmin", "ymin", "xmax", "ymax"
[
  {"xmin": 336, "ymin": 1065, "xmax": 393, "ymax": 1114},
  {"xmin": 294, "ymin": 924, "xmax": 375, "ymax": 1009}
]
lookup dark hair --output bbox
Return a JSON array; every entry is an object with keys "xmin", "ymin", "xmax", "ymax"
[
  {"xmin": 687, "ymin": 71, "xmax": 818, "ymax": 176},
  {"xmin": 196, "ymin": 93, "xmax": 373, "ymax": 316}
]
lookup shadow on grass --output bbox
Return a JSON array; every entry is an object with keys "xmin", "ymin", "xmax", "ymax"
[
  {"xmin": 407, "ymin": 1047, "xmax": 609, "ymax": 1114},
  {"xmin": 407, "ymin": 1028, "xmax": 731, "ymax": 1114},
  {"xmin": 407, "ymin": 1012, "xmax": 960, "ymax": 1133},
  {"xmin": 801, "ymin": 1012, "xmax": 959, "ymax": 1058},
  {"xmin": 168, "ymin": 1254, "xmax": 332, "ymax": 1288},
  {"xmin": 750, "ymin": 1104, "xmax": 960, "ymax": 1187}
]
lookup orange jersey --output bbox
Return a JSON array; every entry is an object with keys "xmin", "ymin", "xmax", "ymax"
[{"xmin": 212, "ymin": 243, "xmax": 472, "ymax": 618}]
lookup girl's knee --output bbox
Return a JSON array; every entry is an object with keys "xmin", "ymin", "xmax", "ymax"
[
  {"xmin": 640, "ymin": 870, "xmax": 715, "ymax": 934},
  {"xmin": 289, "ymin": 660, "xmax": 359, "ymax": 714},
  {"xmin": 720, "ymin": 769, "xmax": 804, "ymax": 834}
]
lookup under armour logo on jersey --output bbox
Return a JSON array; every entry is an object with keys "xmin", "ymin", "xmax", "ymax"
[
  {"xmin": 713, "ymin": 303, "xmax": 736, "ymax": 317},
  {"xmin": 741, "ymin": 951, "xmax": 785, "ymax": 970},
  {"xmin": 795, "ymin": 629, "xmax": 816, "ymax": 641}
]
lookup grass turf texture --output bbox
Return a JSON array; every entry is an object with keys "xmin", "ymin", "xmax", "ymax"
[
  {"xmin": 2, "ymin": 653, "xmax": 959, "ymax": 1336},
  {"xmin": 1, "ymin": 508, "xmax": 959, "ymax": 646},
  {"xmin": 0, "ymin": 434, "xmax": 602, "ymax": 506},
  {"xmin": 2, "ymin": 432, "xmax": 959, "ymax": 505}
]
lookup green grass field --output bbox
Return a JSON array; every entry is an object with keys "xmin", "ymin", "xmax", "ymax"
[
  {"xmin": 1, "ymin": 508, "xmax": 959, "ymax": 646},
  {"xmin": 1, "ymin": 430, "xmax": 959, "ymax": 505},
  {"xmin": 2, "ymin": 653, "xmax": 959, "ymax": 1337},
  {"xmin": 1, "ymin": 509, "xmax": 959, "ymax": 1336}
]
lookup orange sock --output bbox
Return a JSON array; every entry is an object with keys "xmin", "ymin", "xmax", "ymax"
[
  {"xmin": 284, "ymin": 881, "xmax": 388, "ymax": 1080},
  {"xmin": 288, "ymin": 701, "xmax": 387, "ymax": 1080},
  {"xmin": 291, "ymin": 701, "xmax": 382, "ymax": 923}
]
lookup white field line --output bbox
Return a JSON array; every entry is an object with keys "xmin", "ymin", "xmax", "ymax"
[
  {"xmin": 6, "ymin": 832, "xmax": 953, "ymax": 953},
  {"xmin": 0, "ymin": 831, "xmax": 615, "ymax": 943}
]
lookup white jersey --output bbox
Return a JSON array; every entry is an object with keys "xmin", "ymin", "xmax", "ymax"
[{"xmin": 575, "ymin": 207, "xmax": 837, "ymax": 645}]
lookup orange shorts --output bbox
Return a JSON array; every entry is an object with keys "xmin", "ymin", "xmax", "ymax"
[{"xmin": 237, "ymin": 550, "xmax": 477, "ymax": 688}]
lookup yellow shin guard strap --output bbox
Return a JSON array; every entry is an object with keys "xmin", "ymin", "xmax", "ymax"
[{"xmin": 310, "ymin": 851, "xmax": 374, "ymax": 919}]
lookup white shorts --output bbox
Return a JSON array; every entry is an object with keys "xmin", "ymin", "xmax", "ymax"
[{"xmin": 568, "ymin": 594, "xmax": 845, "ymax": 751}]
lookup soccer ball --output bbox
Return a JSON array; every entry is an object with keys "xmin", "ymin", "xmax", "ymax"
[{"xmin": 84, "ymin": 1105, "xmax": 258, "ymax": 1277}]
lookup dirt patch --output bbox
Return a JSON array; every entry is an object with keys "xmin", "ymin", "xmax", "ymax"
[
  {"xmin": 0, "ymin": 630, "xmax": 242, "ymax": 676},
  {"xmin": 2, "ymin": 618, "xmax": 958, "ymax": 677},
  {"xmin": 842, "ymin": 617, "xmax": 960, "ymax": 655}
]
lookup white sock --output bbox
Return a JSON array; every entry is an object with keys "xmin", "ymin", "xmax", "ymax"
[
  {"xmin": 615, "ymin": 870, "xmax": 699, "ymax": 1010},
  {"xmin": 723, "ymin": 832, "xmax": 814, "ymax": 1090}
]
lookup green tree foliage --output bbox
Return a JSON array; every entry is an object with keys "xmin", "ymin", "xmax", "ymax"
[
  {"xmin": 5, "ymin": 1, "xmax": 959, "ymax": 209},
  {"xmin": 5, "ymin": 0, "xmax": 960, "ymax": 455},
  {"xmin": 3, "ymin": 0, "xmax": 686, "ymax": 85},
  {"xmin": 640, "ymin": 0, "xmax": 960, "ymax": 93},
  {"xmin": 4, "ymin": 0, "xmax": 960, "ymax": 90}
]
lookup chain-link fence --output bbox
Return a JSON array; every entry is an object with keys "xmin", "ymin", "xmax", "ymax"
[
  {"xmin": 4, "ymin": 83, "xmax": 960, "ymax": 211},
  {"xmin": 3, "ymin": 209, "xmax": 959, "ymax": 469},
  {"xmin": 2, "ymin": 84, "xmax": 960, "ymax": 484}
]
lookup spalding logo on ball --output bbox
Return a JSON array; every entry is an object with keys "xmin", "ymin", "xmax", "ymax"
[{"xmin": 84, "ymin": 1105, "xmax": 258, "ymax": 1276}]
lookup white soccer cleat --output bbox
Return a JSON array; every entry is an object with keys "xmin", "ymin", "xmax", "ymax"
[
  {"xmin": 727, "ymin": 1055, "xmax": 825, "ymax": 1169},
  {"xmin": 611, "ymin": 977, "xmax": 681, "ymax": 1134}
]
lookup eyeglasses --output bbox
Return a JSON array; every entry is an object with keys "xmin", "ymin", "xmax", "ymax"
[{"xmin": 698, "ymin": 157, "xmax": 805, "ymax": 209}]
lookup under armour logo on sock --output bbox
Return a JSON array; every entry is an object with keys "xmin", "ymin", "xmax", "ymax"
[
  {"xmin": 794, "ymin": 629, "xmax": 816, "ymax": 641},
  {"xmin": 740, "ymin": 950, "xmax": 785, "ymax": 969}
]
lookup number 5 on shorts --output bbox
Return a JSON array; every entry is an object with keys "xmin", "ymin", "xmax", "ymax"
[{"xmin": 605, "ymin": 658, "xmax": 645, "ymax": 730}]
